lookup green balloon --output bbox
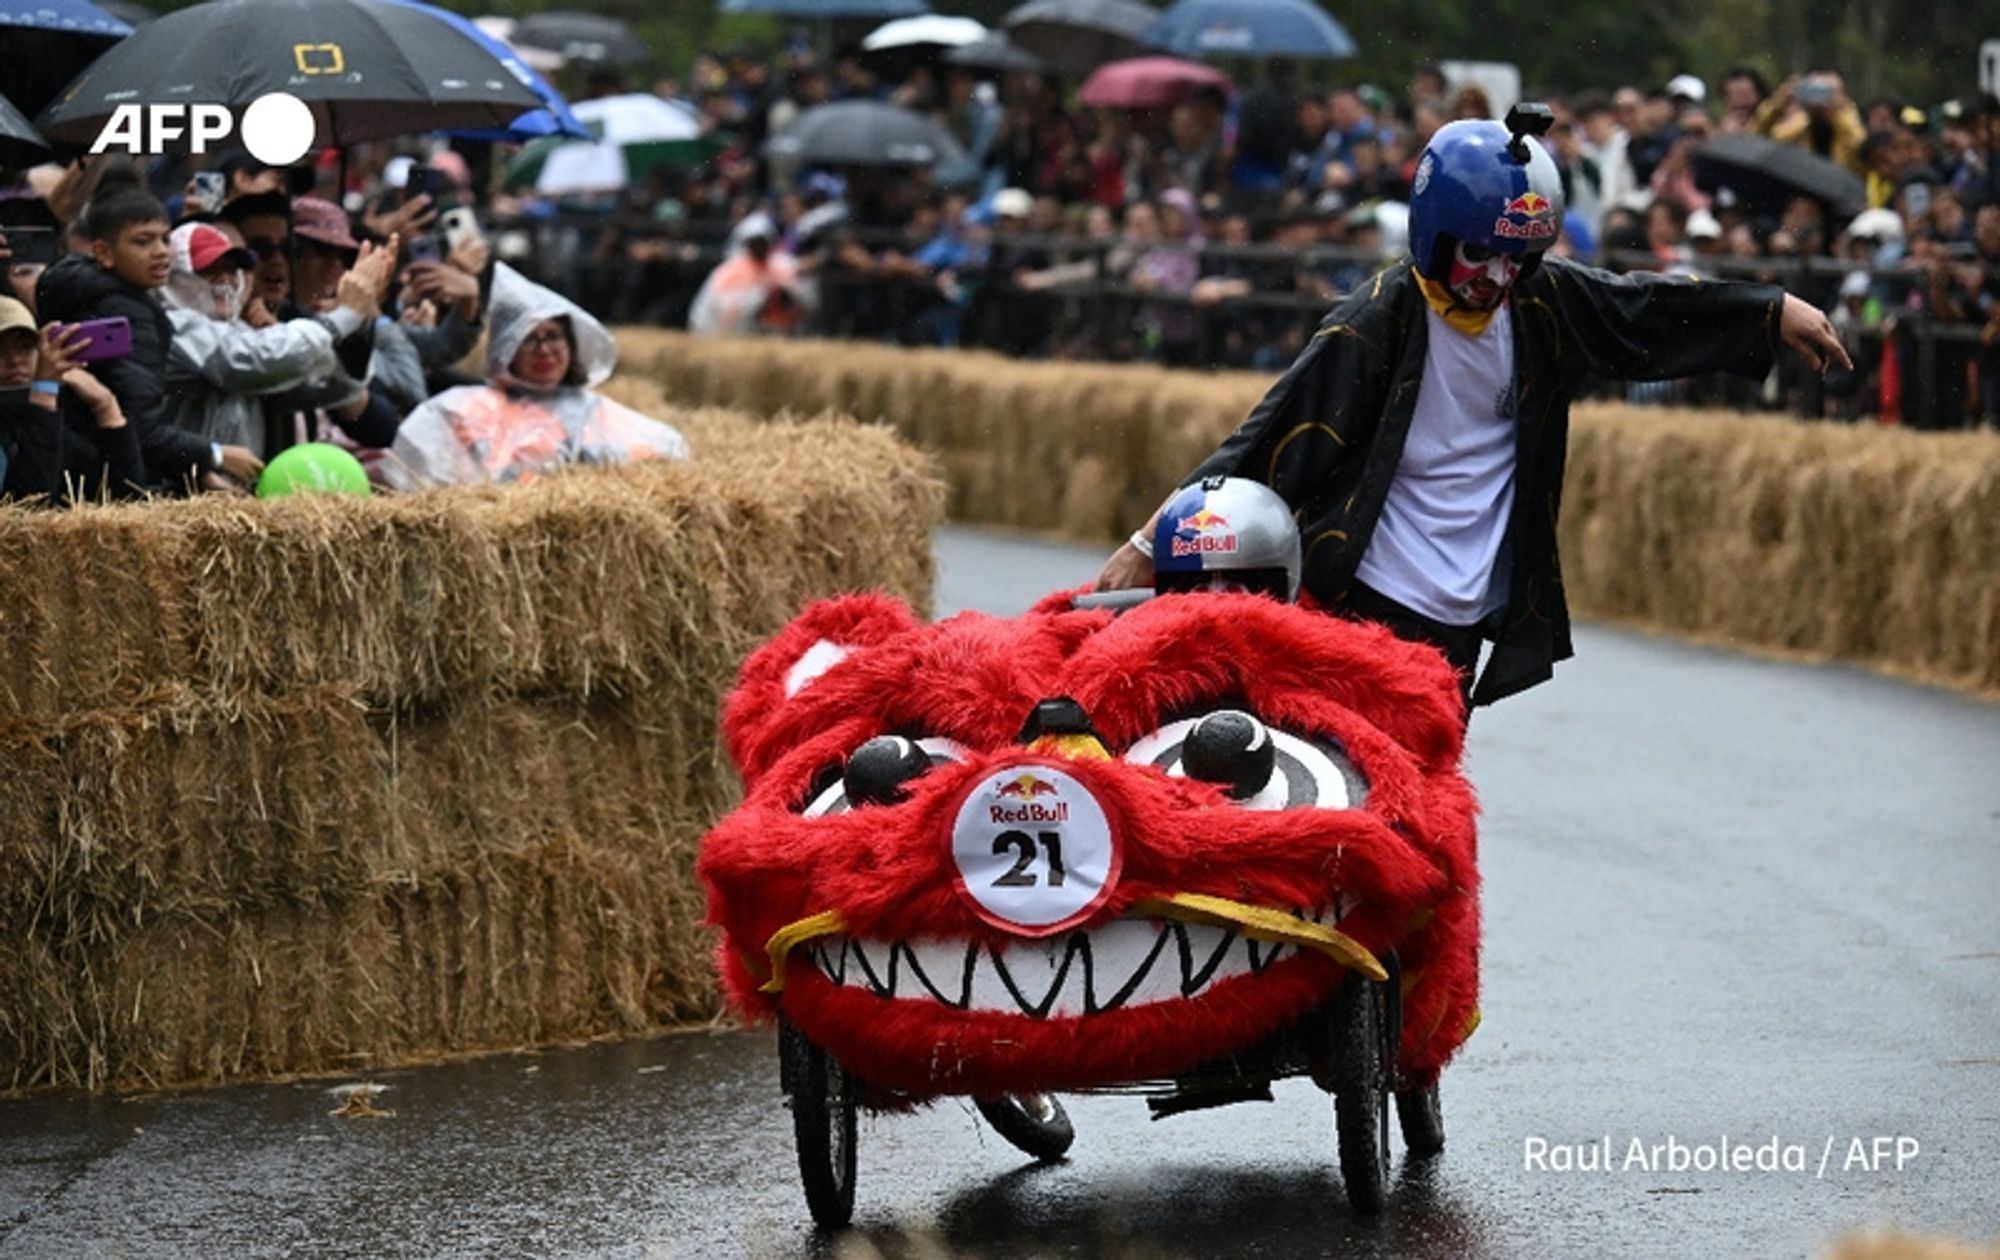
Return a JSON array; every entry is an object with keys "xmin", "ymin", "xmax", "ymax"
[{"xmin": 256, "ymin": 442, "xmax": 372, "ymax": 499}]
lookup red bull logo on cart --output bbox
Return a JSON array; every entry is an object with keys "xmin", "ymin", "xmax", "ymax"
[
  {"xmin": 991, "ymin": 774, "xmax": 1068, "ymax": 823},
  {"xmin": 1494, "ymin": 192, "xmax": 1557, "ymax": 240}
]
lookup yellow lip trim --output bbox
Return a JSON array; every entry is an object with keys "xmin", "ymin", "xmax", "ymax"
[
  {"xmin": 759, "ymin": 910, "xmax": 846, "ymax": 994},
  {"xmin": 760, "ymin": 891, "xmax": 1385, "ymax": 996},
  {"xmin": 1132, "ymin": 893, "xmax": 1387, "ymax": 982}
]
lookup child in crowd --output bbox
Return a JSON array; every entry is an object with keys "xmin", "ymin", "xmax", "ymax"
[{"xmin": 36, "ymin": 188, "xmax": 263, "ymax": 492}]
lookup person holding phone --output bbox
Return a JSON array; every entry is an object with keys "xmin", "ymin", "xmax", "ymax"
[
  {"xmin": 159, "ymin": 221, "xmax": 398, "ymax": 459},
  {"xmin": 0, "ymin": 296, "xmax": 146, "ymax": 502},
  {"xmin": 35, "ymin": 188, "xmax": 264, "ymax": 492}
]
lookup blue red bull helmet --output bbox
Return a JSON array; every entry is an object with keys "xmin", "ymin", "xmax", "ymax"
[
  {"xmin": 1152, "ymin": 476, "xmax": 1302, "ymax": 602},
  {"xmin": 1408, "ymin": 107, "xmax": 1566, "ymax": 281}
]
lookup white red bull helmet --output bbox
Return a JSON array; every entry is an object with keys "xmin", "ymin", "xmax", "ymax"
[
  {"xmin": 1151, "ymin": 476, "xmax": 1302, "ymax": 602},
  {"xmin": 1408, "ymin": 105, "xmax": 1566, "ymax": 281}
]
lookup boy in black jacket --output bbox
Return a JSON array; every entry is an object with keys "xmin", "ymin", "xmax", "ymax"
[{"xmin": 36, "ymin": 188, "xmax": 264, "ymax": 492}]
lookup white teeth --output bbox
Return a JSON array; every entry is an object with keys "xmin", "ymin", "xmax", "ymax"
[{"xmin": 807, "ymin": 901, "xmax": 1357, "ymax": 1018}]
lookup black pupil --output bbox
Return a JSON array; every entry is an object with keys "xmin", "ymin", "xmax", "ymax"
[
  {"xmin": 1181, "ymin": 711, "xmax": 1275, "ymax": 800},
  {"xmin": 842, "ymin": 736, "xmax": 931, "ymax": 807}
]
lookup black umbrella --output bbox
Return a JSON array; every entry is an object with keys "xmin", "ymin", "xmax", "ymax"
[
  {"xmin": 510, "ymin": 10, "xmax": 645, "ymax": 67},
  {"xmin": 946, "ymin": 31, "xmax": 1047, "ymax": 76},
  {"xmin": 765, "ymin": 100, "xmax": 967, "ymax": 167},
  {"xmin": 1693, "ymin": 133, "xmax": 1867, "ymax": 221},
  {"xmin": 0, "ymin": 0, "xmax": 132, "ymax": 118},
  {"xmin": 1002, "ymin": 0, "xmax": 1158, "ymax": 76},
  {"xmin": 37, "ymin": 0, "xmax": 549, "ymax": 149},
  {"xmin": 0, "ymin": 91, "xmax": 52, "ymax": 166}
]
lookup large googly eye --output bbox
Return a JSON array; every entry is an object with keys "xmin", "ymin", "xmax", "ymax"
[
  {"xmin": 1124, "ymin": 711, "xmax": 1368, "ymax": 811},
  {"xmin": 801, "ymin": 736, "xmax": 970, "ymax": 817}
]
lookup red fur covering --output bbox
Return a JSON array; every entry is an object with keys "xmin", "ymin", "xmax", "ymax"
[{"xmin": 699, "ymin": 591, "xmax": 1480, "ymax": 1100}]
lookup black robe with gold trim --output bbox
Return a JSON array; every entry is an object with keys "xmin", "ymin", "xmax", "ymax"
[{"xmin": 1190, "ymin": 256, "xmax": 1785, "ymax": 705}]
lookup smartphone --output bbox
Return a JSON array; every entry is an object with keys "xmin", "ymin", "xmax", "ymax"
[
  {"xmin": 406, "ymin": 235, "xmax": 443, "ymax": 266},
  {"xmin": 440, "ymin": 206, "xmax": 482, "ymax": 254},
  {"xmin": 405, "ymin": 166, "xmax": 449, "ymax": 209},
  {"xmin": 188, "ymin": 170, "xmax": 226, "ymax": 215},
  {"xmin": 61, "ymin": 316, "xmax": 134, "ymax": 363},
  {"xmin": 3, "ymin": 226, "xmax": 57, "ymax": 268}
]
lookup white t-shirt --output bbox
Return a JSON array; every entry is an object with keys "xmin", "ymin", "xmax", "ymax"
[{"xmin": 1354, "ymin": 303, "xmax": 1518, "ymax": 626}]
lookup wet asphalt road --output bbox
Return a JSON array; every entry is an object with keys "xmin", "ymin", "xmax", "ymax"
[{"xmin": 4, "ymin": 525, "xmax": 1997, "ymax": 1259}]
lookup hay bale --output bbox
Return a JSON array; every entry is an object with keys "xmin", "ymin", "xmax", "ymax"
[
  {"xmin": 0, "ymin": 409, "xmax": 943, "ymax": 1093},
  {"xmin": 1563, "ymin": 407, "xmax": 2000, "ymax": 695}
]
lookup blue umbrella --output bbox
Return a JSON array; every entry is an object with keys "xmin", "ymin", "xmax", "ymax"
[
  {"xmin": 1144, "ymin": 0, "xmax": 1355, "ymax": 60},
  {"xmin": 0, "ymin": 0, "xmax": 131, "ymax": 35},
  {"xmin": 721, "ymin": 0, "xmax": 930, "ymax": 16},
  {"xmin": 378, "ymin": 0, "xmax": 588, "ymax": 140}
]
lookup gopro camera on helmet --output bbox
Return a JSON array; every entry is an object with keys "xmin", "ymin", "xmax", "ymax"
[{"xmin": 1151, "ymin": 476, "xmax": 1302, "ymax": 602}]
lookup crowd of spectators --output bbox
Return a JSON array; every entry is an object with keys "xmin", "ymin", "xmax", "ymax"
[
  {"xmin": 0, "ymin": 142, "xmax": 688, "ymax": 507},
  {"xmin": 6, "ymin": 41, "xmax": 2000, "ymax": 512},
  {"xmin": 549, "ymin": 45, "xmax": 2000, "ymax": 430}
]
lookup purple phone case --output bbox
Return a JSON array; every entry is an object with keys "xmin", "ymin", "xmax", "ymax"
[{"xmin": 68, "ymin": 317, "xmax": 133, "ymax": 363}]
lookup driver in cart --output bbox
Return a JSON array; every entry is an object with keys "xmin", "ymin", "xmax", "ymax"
[{"xmin": 1095, "ymin": 104, "xmax": 1854, "ymax": 715}]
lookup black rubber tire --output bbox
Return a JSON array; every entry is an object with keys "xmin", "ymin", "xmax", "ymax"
[
  {"xmin": 779, "ymin": 1017, "xmax": 856, "ymax": 1228},
  {"xmin": 1396, "ymin": 1082, "xmax": 1445, "ymax": 1158},
  {"xmin": 1332, "ymin": 979, "xmax": 1391, "ymax": 1215},
  {"xmin": 974, "ymin": 1093, "xmax": 1076, "ymax": 1162}
]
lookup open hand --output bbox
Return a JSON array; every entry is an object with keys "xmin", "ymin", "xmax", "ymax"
[{"xmin": 1778, "ymin": 293, "xmax": 1853, "ymax": 374}]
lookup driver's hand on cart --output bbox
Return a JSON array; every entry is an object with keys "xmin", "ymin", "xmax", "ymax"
[
  {"xmin": 1095, "ymin": 510, "xmax": 1162, "ymax": 592},
  {"xmin": 1094, "ymin": 542, "xmax": 1153, "ymax": 592}
]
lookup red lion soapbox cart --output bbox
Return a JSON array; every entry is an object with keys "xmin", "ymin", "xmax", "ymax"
[{"xmin": 698, "ymin": 587, "xmax": 1480, "ymax": 1225}]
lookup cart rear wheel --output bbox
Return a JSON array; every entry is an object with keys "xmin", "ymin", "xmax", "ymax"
[
  {"xmin": 779, "ymin": 1016, "xmax": 856, "ymax": 1228},
  {"xmin": 1330, "ymin": 977, "xmax": 1391, "ymax": 1214},
  {"xmin": 974, "ymin": 1092, "xmax": 1075, "ymax": 1162},
  {"xmin": 1396, "ymin": 1082, "xmax": 1445, "ymax": 1157}
]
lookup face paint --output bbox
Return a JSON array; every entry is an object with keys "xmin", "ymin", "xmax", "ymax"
[{"xmin": 1447, "ymin": 241, "xmax": 1522, "ymax": 310}]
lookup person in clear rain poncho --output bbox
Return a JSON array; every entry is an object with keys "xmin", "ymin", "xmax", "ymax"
[{"xmin": 384, "ymin": 264, "xmax": 689, "ymax": 490}]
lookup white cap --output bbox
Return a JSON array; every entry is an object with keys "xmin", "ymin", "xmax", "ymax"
[
  {"xmin": 1840, "ymin": 270, "xmax": 1872, "ymax": 298},
  {"xmin": 383, "ymin": 155, "xmax": 415, "ymax": 190},
  {"xmin": 1665, "ymin": 74, "xmax": 1706, "ymax": 103},
  {"xmin": 991, "ymin": 187, "xmax": 1033, "ymax": 219},
  {"xmin": 1847, "ymin": 207, "xmax": 1904, "ymax": 242},
  {"xmin": 1686, "ymin": 207, "xmax": 1722, "ymax": 240}
]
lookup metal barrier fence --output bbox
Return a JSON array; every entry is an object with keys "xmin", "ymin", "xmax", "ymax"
[{"xmin": 492, "ymin": 213, "xmax": 1992, "ymax": 429}]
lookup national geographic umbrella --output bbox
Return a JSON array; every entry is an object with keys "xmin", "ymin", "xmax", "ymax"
[{"xmin": 36, "ymin": 0, "xmax": 549, "ymax": 150}]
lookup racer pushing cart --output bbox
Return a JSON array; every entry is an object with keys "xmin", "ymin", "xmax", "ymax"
[{"xmin": 697, "ymin": 104, "xmax": 1854, "ymax": 1227}]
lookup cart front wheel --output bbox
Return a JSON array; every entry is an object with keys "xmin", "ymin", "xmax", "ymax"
[
  {"xmin": 974, "ymin": 1092, "xmax": 1075, "ymax": 1162},
  {"xmin": 1330, "ymin": 977, "xmax": 1391, "ymax": 1214},
  {"xmin": 779, "ymin": 1016, "xmax": 857, "ymax": 1228}
]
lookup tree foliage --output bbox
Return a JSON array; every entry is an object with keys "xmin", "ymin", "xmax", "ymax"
[{"xmin": 139, "ymin": 0, "xmax": 2000, "ymax": 108}]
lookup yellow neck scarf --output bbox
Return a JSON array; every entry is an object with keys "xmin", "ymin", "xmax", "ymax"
[{"xmin": 1416, "ymin": 272, "xmax": 1502, "ymax": 337}]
